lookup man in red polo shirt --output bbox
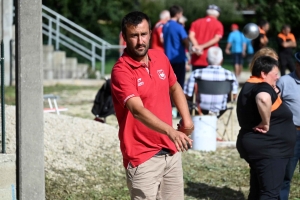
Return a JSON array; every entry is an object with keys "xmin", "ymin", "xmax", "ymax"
[
  {"xmin": 111, "ymin": 11, "xmax": 193, "ymax": 200},
  {"xmin": 151, "ymin": 10, "xmax": 170, "ymax": 51},
  {"xmin": 189, "ymin": 4, "xmax": 223, "ymax": 71}
]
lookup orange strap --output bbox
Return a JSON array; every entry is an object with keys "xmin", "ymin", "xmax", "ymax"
[
  {"xmin": 246, "ymin": 76, "xmax": 263, "ymax": 83},
  {"xmin": 246, "ymin": 76, "xmax": 282, "ymax": 112},
  {"xmin": 271, "ymin": 96, "xmax": 282, "ymax": 112}
]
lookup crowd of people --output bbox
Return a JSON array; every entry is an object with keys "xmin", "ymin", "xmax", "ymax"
[{"xmin": 112, "ymin": 4, "xmax": 300, "ymax": 200}]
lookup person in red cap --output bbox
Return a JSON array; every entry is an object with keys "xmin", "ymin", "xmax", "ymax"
[
  {"xmin": 225, "ymin": 23, "xmax": 246, "ymax": 77},
  {"xmin": 189, "ymin": 4, "xmax": 224, "ymax": 71}
]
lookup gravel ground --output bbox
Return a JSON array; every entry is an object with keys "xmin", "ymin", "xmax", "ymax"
[{"xmin": 1, "ymin": 105, "xmax": 122, "ymax": 181}]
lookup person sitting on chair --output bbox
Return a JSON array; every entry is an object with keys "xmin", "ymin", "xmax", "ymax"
[{"xmin": 183, "ymin": 46, "xmax": 238, "ymax": 117}]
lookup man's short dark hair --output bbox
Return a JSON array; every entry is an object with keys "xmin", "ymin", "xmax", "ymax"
[
  {"xmin": 281, "ymin": 24, "xmax": 291, "ymax": 31},
  {"xmin": 121, "ymin": 11, "xmax": 151, "ymax": 36},
  {"xmin": 169, "ymin": 5, "xmax": 183, "ymax": 18},
  {"xmin": 252, "ymin": 56, "xmax": 278, "ymax": 76},
  {"xmin": 259, "ymin": 20, "xmax": 269, "ymax": 28}
]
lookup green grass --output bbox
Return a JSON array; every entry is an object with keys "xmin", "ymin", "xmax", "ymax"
[
  {"xmin": 3, "ymin": 85, "xmax": 100, "ymax": 105},
  {"xmin": 4, "ymin": 85, "xmax": 300, "ymax": 199},
  {"xmin": 96, "ymin": 58, "xmax": 118, "ymax": 74},
  {"xmin": 45, "ymin": 149, "xmax": 300, "ymax": 200}
]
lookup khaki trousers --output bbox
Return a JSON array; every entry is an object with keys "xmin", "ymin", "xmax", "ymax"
[{"xmin": 126, "ymin": 152, "xmax": 184, "ymax": 200}]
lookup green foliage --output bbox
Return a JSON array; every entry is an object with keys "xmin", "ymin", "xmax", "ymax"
[
  {"xmin": 237, "ymin": 0, "xmax": 300, "ymax": 35},
  {"xmin": 42, "ymin": 0, "xmax": 243, "ymax": 44},
  {"xmin": 43, "ymin": 0, "xmax": 137, "ymax": 44}
]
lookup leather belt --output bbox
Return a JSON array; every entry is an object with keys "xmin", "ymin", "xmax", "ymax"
[
  {"xmin": 296, "ymin": 126, "xmax": 300, "ymax": 131},
  {"xmin": 155, "ymin": 148, "xmax": 171, "ymax": 156}
]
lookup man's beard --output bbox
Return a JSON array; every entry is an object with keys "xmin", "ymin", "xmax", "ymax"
[{"xmin": 127, "ymin": 43, "xmax": 149, "ymax": 58}]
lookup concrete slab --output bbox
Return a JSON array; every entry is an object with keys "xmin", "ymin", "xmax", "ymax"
[
  {"xmin": 65, "ymin": 58, "xmax": 78, "ymax": 79},
  {"xmin": 0, "ymin": 154, "xmax": 16, "ymax": 200},
  {"xmin": 52, "ymin": 51, "xmax": 66, "ymax": 79}
]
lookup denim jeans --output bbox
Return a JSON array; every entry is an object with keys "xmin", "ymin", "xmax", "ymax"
[{"xmin": 280, "ymin": 129, "xmax": 300, "ymax": 200}]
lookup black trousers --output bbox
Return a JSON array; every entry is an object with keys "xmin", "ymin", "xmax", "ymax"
[
  {"xmin": 171, "ymin": 62, "xmax": 186, "ymax": 89},
  {"xmin": 246, "ymin": 158, "xmax": 288, "ymax": 200},
  {"xmin": 278, "ymin": 54, "xmax": 295, "ymax": 76}
]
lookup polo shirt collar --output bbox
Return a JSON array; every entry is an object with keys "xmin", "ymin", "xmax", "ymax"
[
  {"xmin": 207, "ymin": 65, "xmax": 221, "ymax": 69},
  {"xmin": 291, "ymin": 71, "xmax": 300, "ymax": 84},
  {"xmin": 122, "ymin": 48, "xmax": 155, "ymax": 68}
]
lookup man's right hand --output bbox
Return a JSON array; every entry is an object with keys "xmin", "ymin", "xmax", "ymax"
[{"xmin": 168, "ymin": 130, "xmax": 193, "ymax": 152}]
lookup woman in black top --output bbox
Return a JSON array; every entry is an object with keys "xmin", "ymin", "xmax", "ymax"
[{"xmin": 236, "ymin": 56, "xmax": 296, "ymax": 199}]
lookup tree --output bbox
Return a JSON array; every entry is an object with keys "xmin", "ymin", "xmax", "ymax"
[
  {"xmin": 43, "ymin": 0, "xmax": 243, "ymax": 44},
  {"xmin": 237, "ymin": 0, "xmax": 300, "ymax": 36},
  {"xmin": 43, "ymin": 0, "xmax": 138, "ymax": 44}
]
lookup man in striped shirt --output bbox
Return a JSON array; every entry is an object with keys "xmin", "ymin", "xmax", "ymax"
[{"xmin": 184, "ymin": 46, "xmax": 238, "ymax": 116}]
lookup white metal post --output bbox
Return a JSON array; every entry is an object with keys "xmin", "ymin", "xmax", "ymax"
[
  {"xmin": 101, "ymin": 44, "xmax": 106, "ymax": 78},
  {"xmin": 48, "ymin": 18, "xmax": 52, "ymax": 45},
  {"xmin": 55, "ymin": 15, "xmax": 60, "ymax": 50},
  {"xmin": 91, "ymin": 43, "xmax": 95, "ymax": 71}
]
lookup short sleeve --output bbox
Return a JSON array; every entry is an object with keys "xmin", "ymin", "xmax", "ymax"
[
  {"xmin": 179, "ymin": 25, "xmax": 188, "ymax": 40},
  {"xmin": 227, "ymin": 33, "xmax": 233, "ymax": 43},
  {"xmin": 277, "ymin": 36, "xmax": 283, "ymax": 45},
  {"xmin": 215, "ymin": 21, "xmax": 223, "ymax": 38},
  {"xmin": 111, "ymin": 65, "xmax": 140, "ymax": 106},
  {"xmin": 290, "ymin": 34, "xmax": 296, "ymax": 42},
  {"xmin": 254, "ymin": 83, "xmax": 277, "ymax": 103},
  {"xmin": 189, "ymin": 21, "xmax": 196, "ymax": 33}
]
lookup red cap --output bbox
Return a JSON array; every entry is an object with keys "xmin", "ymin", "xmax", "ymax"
[{"xmin": 231, "ymin": 24, "xmax": 239, "ymax": 29}]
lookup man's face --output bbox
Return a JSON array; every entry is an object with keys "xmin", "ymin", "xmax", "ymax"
[
  {"xmin": 282, "ymin": 27, "xmax": 291, "ymax": 35},
  {"xmin": 177, "ymin": 12, "xmax": 183, "ymax": 19},
  {"xmin": 263, "ymin": 23, "xmax": 270, "ymax": 32},
  {"xmin": 122, "ymin": 19, "xmax": 151, "ymax": 59}
]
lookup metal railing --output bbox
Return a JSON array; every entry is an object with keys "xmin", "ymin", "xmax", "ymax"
[
  {"xmin": 42, "ymin": 5, "xmax": 123, "ymax": 77},
  {"xmin": 1, "ymin": 40, "xmax": 6, "ymax": 153}
]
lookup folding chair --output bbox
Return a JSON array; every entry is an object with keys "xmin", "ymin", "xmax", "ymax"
[
  {"xmin": 193, "ymin": 79, "xmax": 234, "ymax": 140},
  {"xmin": 43, "ymin": 94, "xmax": 68, "ymax": 115}
]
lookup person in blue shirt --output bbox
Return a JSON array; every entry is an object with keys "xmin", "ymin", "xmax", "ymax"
[
  {"xmin": 225, "ymin": 24, "xmax": 246, "ymax": 77},
  {"xmin": 163, "ymin": 5, "xmax": 189, "ymax": 89}
]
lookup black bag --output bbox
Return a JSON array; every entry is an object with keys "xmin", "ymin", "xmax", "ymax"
[{"xmin": 91, "ymin": 79, "xmax": 115, "ymax": 118}]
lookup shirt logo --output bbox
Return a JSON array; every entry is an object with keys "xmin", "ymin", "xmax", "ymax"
[
  {"xmin": 157, "ymin": 69, "xmax": 166, "ymax": 80},
  {"xmin": 137, "ymin": 78, "xmax": 144, "ymax": 86}
]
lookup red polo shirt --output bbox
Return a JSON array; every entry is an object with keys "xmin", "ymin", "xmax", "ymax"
[
  {"xmin": 111, "ymin": 49, "xmax": 178, "ymax": 168},
  {"xmin": 189, "ymin": 16, "xmax": 223, "ymax": 67},
  {"xmin": 151, "ymin": 20, "xmax": 166, "ymax": 51}
]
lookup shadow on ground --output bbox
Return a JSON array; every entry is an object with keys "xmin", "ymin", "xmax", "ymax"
[{"xmin": 185, "ymin": 181, "xmax": 246, "ymax": 200}]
